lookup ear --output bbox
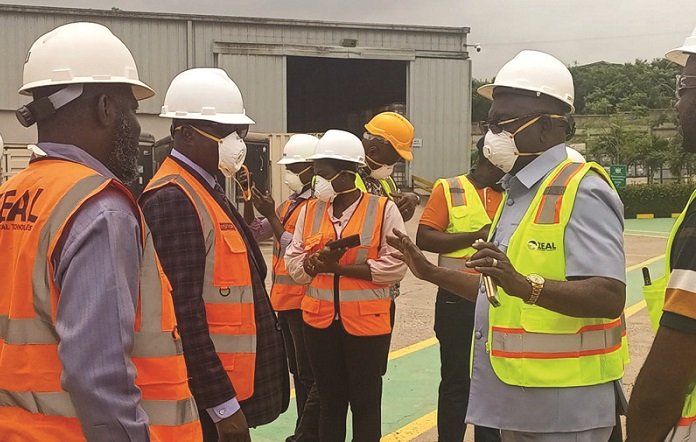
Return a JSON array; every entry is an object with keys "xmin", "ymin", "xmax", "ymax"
[{"xmin": 95, "ymin": 94, "xmax": 117, "ymax": 127}]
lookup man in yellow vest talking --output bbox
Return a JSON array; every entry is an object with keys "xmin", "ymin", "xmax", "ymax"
[
  {"xmin": 388, "ymin": 50, "xmax": 628, "ymax": 441},
  {"xmin": 627, "ymin": 27, "xmax": 696, "ymax": 442}
]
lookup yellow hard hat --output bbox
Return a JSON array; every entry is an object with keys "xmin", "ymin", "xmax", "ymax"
[{"xmin": 364, "ymin": 112, "xmax": 415, "ymax": 161}]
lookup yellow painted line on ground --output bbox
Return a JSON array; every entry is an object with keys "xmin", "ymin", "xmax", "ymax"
[
  {"xmin": 625, "ymin": 300, "xmax": 647, "ymax": 318},
  {"xmin": 381, "ymin": 411, "xmax": 438, "ymax": 442},
  {"xmin": 389, "ymin": 337, "xmax": 438, "ymax": 361},
  {"xmin": 626, "ymin": 254, "xmax": 665, "ymax": 273},
  {"xmin": 382, "ymin": 254, "xmax": 665, "ymax": 441},
  {"xmin": 636, "ymin": 213, "xmax": 655, "ymax": 219}
]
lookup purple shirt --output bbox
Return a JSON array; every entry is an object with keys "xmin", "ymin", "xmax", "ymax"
[{"xmin": 39, "ymin": 143, "xmax": 150, "ymax": 441}]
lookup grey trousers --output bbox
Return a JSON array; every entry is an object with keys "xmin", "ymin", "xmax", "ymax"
[{"xmin": 501, "ymin": 426, "xmax": 613, "ymax": 442}]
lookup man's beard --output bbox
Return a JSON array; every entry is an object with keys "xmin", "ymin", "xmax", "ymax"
[{"xmin": 106, "ymin": 113, "xmax": 140, "ymax": 184}]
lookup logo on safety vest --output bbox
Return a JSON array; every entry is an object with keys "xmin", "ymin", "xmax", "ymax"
[{"xmin": 527, "ymin": 240, "xmax": 556, "ymax": 251}]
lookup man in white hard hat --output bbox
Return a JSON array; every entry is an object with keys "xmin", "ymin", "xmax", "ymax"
[
  {"xmin": 0, "ymin": 22, "xmax": 201, "ymax": 441},
  {"xmin": 246, "ymin": 134, "xmax": 321, "ymax": 442},
  {"xmin": 627, "ymin": 27, "xmax": 696, "ymax": 441},
  {"xmin": 284, "ymin": 130, "xmax": 407, "ymax": 441},
  {"xmin": 388, "ymin": 50, "xmax": 628, "ymax": 441},
  {"xmin": 140, "ymin": 68, "xmax": 289, "ymax": 442}
]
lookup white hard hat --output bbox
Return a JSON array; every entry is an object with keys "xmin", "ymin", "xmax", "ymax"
[
  {"xmin": 478, "ymin": 50, "xmax": 575, "ymax": 113},
  {"xmin": 566, "ymin": 146, "xmax": 586, "ymax": 163},
  {"xmin": 308, "ymin": 130, "xmax": 366, "ymax": 166},
  {"xmin": 160, "ymin": 68, "xmax": 255, "ymax": 125},
  {"xmin": 278, "ymin": 134, "xmax": 319, "ymax": 165},
  {"xmin": 20, "ymin": 22, "xmax": 154, "ymax": 100},
  {"xmin": 666, "ymin": 26, "xmax": 696, "ymax": 66}
]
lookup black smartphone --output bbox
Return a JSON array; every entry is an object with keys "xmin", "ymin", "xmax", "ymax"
[
  {"xmin": 327, "ymin": 234, "xmax": 361, "ymax": 250},
  {"xmin": 642, "ymin": 267, "xmax": 652, "ymax": 286}
]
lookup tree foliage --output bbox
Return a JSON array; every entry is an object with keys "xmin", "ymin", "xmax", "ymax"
[{"xmin": 569, "ymin": 59, "xmax": 681, "ymax": 114}]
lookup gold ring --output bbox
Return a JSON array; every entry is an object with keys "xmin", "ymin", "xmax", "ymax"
[{"xmin": 492, "ymin": 258, "xmax": 498, "ymax": 267}]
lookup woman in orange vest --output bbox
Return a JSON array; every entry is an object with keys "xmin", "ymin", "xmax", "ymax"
[{"xmin": 285, "ymin": 130, "xmax": 407, "ymax": 442}]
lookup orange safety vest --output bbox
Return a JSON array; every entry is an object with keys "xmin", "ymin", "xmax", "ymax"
[
  {"xmin": 300, "ymin": 193, "xmax": 392, "ymax": 337},
  {"xmin": 143, "ymin": 157, "xmax": 257, "ymax": 401},
  {"xmin": 0, "ymin": 158, "xmax": 201, "ymax": 441},
  {"xmin": 271, "ymin": 197, "xmax": 310, "ymax": 311}
]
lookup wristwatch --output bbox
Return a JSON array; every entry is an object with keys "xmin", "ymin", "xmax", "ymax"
[{"xmin": 525, "ymin": 274, "xmax": 545, "ymax": 305}]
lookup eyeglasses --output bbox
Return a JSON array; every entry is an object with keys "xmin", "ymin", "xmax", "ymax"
[
  {"xmin": 676, "ymin": 75, "xmax": 696, "ymax": 99},
  {"xmin": 478, "ymin": 113, "xmax": 567, "ymax": 134},
  {"xmin": 175, "ymin": 123, "xmax": 249, "ymax": 140}
]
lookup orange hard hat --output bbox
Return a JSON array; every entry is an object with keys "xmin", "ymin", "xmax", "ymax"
[{"xmin": 364, "ymin": 112, "xmax": 415, "ymax": 161}]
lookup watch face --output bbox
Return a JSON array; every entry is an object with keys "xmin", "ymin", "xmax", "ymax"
[{"xmin": 528, "ymin": 274, "xmax": 544, "ymax": 285}]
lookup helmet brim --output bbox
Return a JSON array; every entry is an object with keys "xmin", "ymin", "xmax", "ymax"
[
  {"xmin": 665, "ymin": 48, "xmax": 693, "ymax": 66},
  {"xmin": 307, "ymin": 153, "xmax": 365, "ymax": 166},
  {"xmin": 159, "ymin": 112, "xmax": 255, "ymax": 125},
  {"xmin": 476, "ymin": 84, "xmax": 575, "ymax": 113},
  {"xmin": 277, "ymin": 158, "xmax": 312, "ymax": 165},
  {"xmin": 19, "ymin": 78, "xmax": 155, "ymax": 101}
]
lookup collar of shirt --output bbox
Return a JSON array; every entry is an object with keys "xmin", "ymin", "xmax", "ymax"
[
  {"xmin": 291, "ymin": 188, "xmax": 313, "ymax": 201},
  {"xmin": 36, "ymin": 142, "xmax": 118, "ymax": 180},
  {"xmin": 171, "ymin": 149, "xmax": 217, "ymax": 188},
  {"xmin": 502, "ymin": 143, "xmax": 567, "ymax": 191}
]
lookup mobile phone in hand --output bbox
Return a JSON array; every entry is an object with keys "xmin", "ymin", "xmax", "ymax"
[{"xmin": 326, "ymin": 234, "xmax": 361, "ymax": 250}]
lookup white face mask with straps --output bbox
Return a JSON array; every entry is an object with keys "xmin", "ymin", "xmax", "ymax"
[
  {"xmin": 284, "ymin": 165, "xmax": 311, "ymax": 193},
  {"xmin": 191, "ymin": 126, "xmax": 247, "ymax": 178},
  {"xmin": 366, "ymin": 155, "xmax": 395, "ymax": 180},
  {"xmin": 314, "ymin": 171, "xmax": 356, "ymax": 202}
]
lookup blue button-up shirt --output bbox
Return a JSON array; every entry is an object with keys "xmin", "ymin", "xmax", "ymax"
[{"xmin": 465, "ymin": 144, "xmax": 626, "ymax": 433}]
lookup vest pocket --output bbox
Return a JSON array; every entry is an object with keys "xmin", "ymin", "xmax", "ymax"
[
  {"xmin": 301, "ymin": 296, "xmax": 321, "ymax": 314},
  {"xmin": 642, "ymin": 275, "xmax": 667, "ymax": 332},
  {"xmin": 357, "ymin": 298, "xmax": 391, "ymax": 316}
]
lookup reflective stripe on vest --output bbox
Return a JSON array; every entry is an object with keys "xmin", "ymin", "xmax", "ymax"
[
  {"xmin": 668, "ymin": 415, "xmax": 696, "ymax": 441},
  {"xmin": 437, "ymin": 255, "xmax": 478, "ymax": 272},
  {"xmin": 144, "ymin": 157, "xmax": 257, "ymax": 401},
  {"xmin": 487, "ymin": 159, "xmax": 627, "ymax": 388},
  {"xmin": 491, "ymin": 317, "xmax": 626, "ymax": 359},
  {"xmin": 0, "ymin": 391, "xmax": 199, "ymax": 426},
  {"xmin": 0, "ymin": 160, "xmax": 201, "ymax": 440},
  {"xmin": 306, "ymin": 287, "xmax": 390, "ymax": 302}
]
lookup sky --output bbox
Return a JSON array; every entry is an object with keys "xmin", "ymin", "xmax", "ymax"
[{"xmin": 3, "ymin": 0, "xmax": 696, "ymax": 78}]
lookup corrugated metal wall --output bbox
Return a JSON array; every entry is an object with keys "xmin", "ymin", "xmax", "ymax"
[
  {"xmin": 0, "ymin": 9, "xmax": 188, "ymax": 115},
  {"xmin": 217, "ymin": 55, "xmax": 286, "ymax": 133},
  {"xmin": 409, "ymin": 57, "xmax": 471, "ymax": 181}
]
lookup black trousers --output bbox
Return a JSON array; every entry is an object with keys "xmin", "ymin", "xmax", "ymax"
[
  {"xmin": 434, "ymin": 288, "xmax": 500, "ymax": 442},
  {"xmin": 303, "ymin": 320, "xmax": 391, "ymax": 442},
  {"xmin": 199, "ymin": 408, "xmax": 218, "ymax": 442},
  {"xmin": 278, "ymin": 309, "xmax": 320, "ymax": 442}
]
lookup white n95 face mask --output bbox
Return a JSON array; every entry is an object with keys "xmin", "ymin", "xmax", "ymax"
[
  {"xmin": 190, "ymin": 126, "xmax": 247, "ymax": 177},
  {"xmin": 314, "ymin": 175, "xmax": 337, "ymax": 202},
  {"xmin": 217, "ymin": 132, "xmax": 247, "ymax": 178},
  {"xmin": 366, "ymin": 156, "xmax": 395, "ymax": 180},
  {"xmin": 284, "ymin": 170, "xmax": 305, "ymax": 193},
  {"xmin": 314, "ymin": 172, "xmax": 356, "ymax": 202},
  {"xmin": 482, "ymin": 130, "xmax": 522, "ymax": 174}
]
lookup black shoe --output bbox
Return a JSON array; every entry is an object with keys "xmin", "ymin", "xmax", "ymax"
[{"xmin": 285, "ymin": 436, "xmax": 297, "ymax": 442}]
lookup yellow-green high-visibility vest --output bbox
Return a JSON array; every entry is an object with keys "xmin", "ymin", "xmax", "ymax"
[
  {"xmin": 355, "ymin": 173, "xmax": 397, "ymax": 199},
  {"xmin": 486, "ymin": 159, "xmax": 629, "ymax": 388},
  {"xmin": 642, "ymin": 189, "xmax": 696, "ymax": 440},
  {"xmin": 436, "ymin": 175, "xmax": 492, "ymax": 271}
]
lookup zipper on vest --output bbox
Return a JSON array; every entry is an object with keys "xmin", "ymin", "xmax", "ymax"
[{"xmin": 333, "ymin": 274, "xmax": 340, "ymax": 320}]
